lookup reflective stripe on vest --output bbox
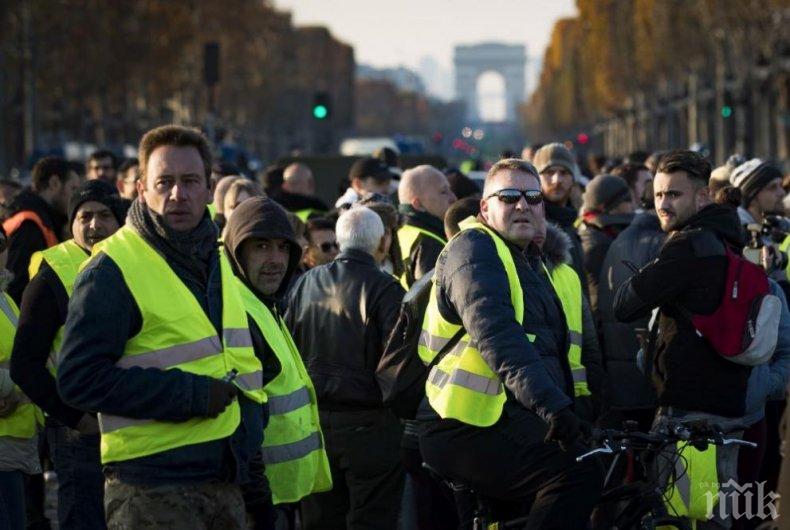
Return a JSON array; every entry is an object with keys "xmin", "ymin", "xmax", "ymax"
[
  {"xmin": 397, "ymin": 224, "xmax": 446, "ymax": 289},
  {"xmin": 2, "ymin": 211, "xmax": 58, "ymax": 248},
  {"xmin": 237, "ymin": 279, "xmax": 332, "ymax": 504},
  {"xmin": 547, "ymin": 263, "xmax": 590, "ymax": 397},
  {"xmin": 418, "ymin": 218, "xmax": 520, "ymax": 427},
  {"xmin": 294, "ymin": 209, "xmax": 325, "ymax": 222},
  {"xmin": 28, "ymin": 240, "xmax": 89, "ymax": 373},
  {"xmin": 0, "ymin": 293, "xmax": 44, "ymax": 439},
  {"xmin": 781, "ymin": 234, "xmax": 790, "ymax": 283},
  {"xmin": 92, "ymin": 225, "xmax": 266, "ymax": 464},
  {"xmin": 665, "ymin": 442, "xmax": 719, "ymax": 521}
]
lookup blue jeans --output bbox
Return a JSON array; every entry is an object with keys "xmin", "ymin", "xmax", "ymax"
[
  {"xmin": 0, "ymin": 470, "xmax": 26, "ymax": 529},
  {"xmin": 47, "ymin": 425, "xmax": 106, "ymax": 530}
]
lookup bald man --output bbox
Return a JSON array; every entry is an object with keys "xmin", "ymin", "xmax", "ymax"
[
  {"xmin": 397, "ymin": 165, "xmax": 456, "ymax": 289},
  {"xmin": 271, "ymin": 163, "xmax": 329, "ymax": 219}
]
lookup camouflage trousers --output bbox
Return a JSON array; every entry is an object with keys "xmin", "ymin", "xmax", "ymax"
[{"xmin": 104, "ymin": 478, "xmax": 247, "ymax": 530}]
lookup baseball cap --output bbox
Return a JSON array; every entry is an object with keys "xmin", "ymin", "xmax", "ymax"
[{"xmin": 349, "ymin": 157, "xmax": 396, "ymax": 183}]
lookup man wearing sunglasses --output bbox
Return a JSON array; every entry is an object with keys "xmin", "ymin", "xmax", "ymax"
[
  {"xmin": 302, "ymin": 218, "xmax": 339, "ymax": 270},
  {"xmin": 418, "ymin": 158, "xmax": 602, "ymax": 529}
]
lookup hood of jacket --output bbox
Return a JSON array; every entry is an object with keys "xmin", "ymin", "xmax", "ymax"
[
  {"xmin": 677, "ymin": 203, "xmax": 745, "ymax": 250},
  {"xmin": 542, "ymin": 222, "xmax": 572, "ymax": 270},
  {"xmin": 223, "ymin": 197, "xmax": 303, "ymax": 300}
]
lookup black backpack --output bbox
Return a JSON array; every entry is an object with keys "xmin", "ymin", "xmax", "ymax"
[{"xmin": 376, "ymin": 270, "xmax": 464, "ymax": 419}]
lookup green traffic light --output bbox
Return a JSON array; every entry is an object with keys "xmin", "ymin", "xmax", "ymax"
[
  {"xmin": 721, "ymin": 106, "xmax": 733, "ymax": 118},
  {"xmin": 313, "ymin": 105, "xmax": 328, "ymax": 119}
]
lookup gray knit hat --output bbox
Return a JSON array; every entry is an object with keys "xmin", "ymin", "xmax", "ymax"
[
  {"xmin": 730, "ymin": 158, "xmax": 783, "ymax": 206},
  {"xmin": 532, "ymin": 142, "xmax": 577, "ymax": 177},
  {"xmin": 582, "ymin": 174, "xmax": 631, "ymax": 214}
]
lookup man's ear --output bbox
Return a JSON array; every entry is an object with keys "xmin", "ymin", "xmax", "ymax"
[
  {"xmin": 47, "ymin": 174, "xmax": 61, "ymax": 193},
  {"xmin": 479, "ymin": 197, "xmax": 489, "ymax": 221},
  {"xmin": 697, "ymin": 185, "xmax": 711, "ymax": 207},
  {"xmin": 136, "ymin": 177, "xmax": 147, "ymax": 204},
  {"xmin": 410, "ymin": 197, "xmax": 423, "ymax": 211}
]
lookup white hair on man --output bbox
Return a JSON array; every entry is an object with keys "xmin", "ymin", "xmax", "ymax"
[
  {"xmin": 336, "ymin": 206, "xmax": 384, "ymax": 255},
  {"xmin": 398, "ymin": 164, "xmax": 444, "ymax": 205}
]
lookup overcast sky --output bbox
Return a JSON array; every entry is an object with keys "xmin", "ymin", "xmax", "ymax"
[{"xmin": 274, "ymin": 0, "xmax": 578, "ymax": 103}]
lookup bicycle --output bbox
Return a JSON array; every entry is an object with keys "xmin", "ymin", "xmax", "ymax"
[{"xmin": 423, "ymin": 420, "xmax": 756, "ymax": 530}]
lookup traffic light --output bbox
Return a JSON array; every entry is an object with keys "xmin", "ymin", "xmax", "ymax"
[
  {"xmin": 721, "ymin": 105, "xmax": 733, "ymax": 119},
  {"xmin": 312, "ymin": 92, "xmax": 331, "ymax": 120}
]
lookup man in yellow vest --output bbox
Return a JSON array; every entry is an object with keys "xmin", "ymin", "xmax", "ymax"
[
  {"xmin": 10, "ymin": 180, "xmax": 124, "ymax": 530},
  {"xmin": 397, "ymin": 165, "xmax": 456, "ymax": 289},
  {"xmin": 418, "ymin": 158, "xmax": 602, "ymax": 529},
  {"xmin": 224, "ymin": 197, "xmax": 332, "ymax": 529},
  {"xmin": 57, "ymin": 125, "xmax": 269, "ymax": 529},
  {"xmin": 0, "ymin": 223, "xmax": 44, "ymax": 529}
]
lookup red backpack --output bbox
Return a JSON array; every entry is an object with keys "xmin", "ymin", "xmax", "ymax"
[{"xmin": 690, "ymin": 246, "xmax": 781, "ymax": 365}]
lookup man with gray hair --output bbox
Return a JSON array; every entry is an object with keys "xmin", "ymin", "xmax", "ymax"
[
  {"xmin": 397, "ymin": 165, "xmax": 456, "ymax": 289},
  {"xmin": 285, "ymin": 206, "xmax": 406, "ymax": 530}
]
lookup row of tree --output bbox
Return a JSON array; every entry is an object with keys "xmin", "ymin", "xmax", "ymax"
[
  {"xmin": 0, "ymin": 0, "xmax": 354, "ymax": 171},
  {"xmin": 525, "ymin": 0, "xmax": 788, "ymax": 143}
]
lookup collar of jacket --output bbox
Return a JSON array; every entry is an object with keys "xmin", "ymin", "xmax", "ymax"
[
  {"xmin": 544, "ymin": 201, "xmax": 579, "ymax": 229},
  {"xmin": 630, "ymin": 211, "xmax": 661, "ymax": 231},
  {"xmin": 336, "ymin": 248, "xmax": 378, "ymax": 267},
  {"xmin": 398, "ymin": 204, "xmax": 445, "ymax": 239}
]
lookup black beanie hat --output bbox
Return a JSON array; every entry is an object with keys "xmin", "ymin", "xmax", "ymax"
[{"xmin": 68, "ymin": 180, "xmax": 125, "ymax": 226}]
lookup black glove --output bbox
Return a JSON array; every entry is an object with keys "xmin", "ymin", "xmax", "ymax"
[
  {"xmin": 206, "ymin": 379, "xmax": 238, "ymax": 418},
  {"xmin": 544, "ymin": 407, "xmax": 582, "ymax": 451}
]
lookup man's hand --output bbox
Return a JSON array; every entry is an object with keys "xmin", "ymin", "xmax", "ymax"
[
  {"xmin": 545, "ymin": 407, "xmax": 583, "ymax": 451},
  {"xmin": 206, "ymin": 379, "xmax": 238, "ymax": 418},
  {"xmin": 0, "ymin": 392, "xmax": 21, "ymax": 418}
]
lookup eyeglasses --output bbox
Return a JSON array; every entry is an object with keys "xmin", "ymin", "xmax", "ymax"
[
  {"xmin": 486, "ymin": 188, "xmax": 543, "ymax": 205},
  {"xmin": 318, "ymin": 241, "xmax": 339, "ymax": 253}
]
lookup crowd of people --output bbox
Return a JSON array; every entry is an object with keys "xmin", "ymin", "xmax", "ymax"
[{"xmin": 0, "ymin": 123, "xmax": 789, "ymax": 530}]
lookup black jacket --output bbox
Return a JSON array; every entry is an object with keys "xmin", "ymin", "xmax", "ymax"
[
  {"xmin": 269, "ymin": 189, "xmax": 329, "ymax": 214},
  {"xmin": 614, "ymin": 205, "xmax": 751, "ymax": 417},
  {"xmin": 400, "ymin": 206, "xmax": 446, "ymax": 288},
  {"xmin": 5, "ymin": 190, "xmax": 66, "ymax": 303},
  {"xmin": 10, "ymin": 259, "xmax": 87, "ymax": 428},
  {"xmin": 578, "ymin": 212, "xmax": 634, "ymax": 317},
  {"xmin": 597, "ymin": 213, "xmax": 664, "ymax": 410},
  {"xmin": 57, "ymin": 213, "xmax": 264, "ymax": 486},
  {"xmin": 542, "ymin": 223, "xmax": 607, "ymax": 422},
  {"xmin": 545, "ymin": 202, "xmax": 586, "ymax": 288},
  {"xmin": 285, "ymin": 249, "xmax": 405, "ymax": 411},
  {"xmin": 431, "ymin": 222, "xmax": 574, "ymax": 421}
]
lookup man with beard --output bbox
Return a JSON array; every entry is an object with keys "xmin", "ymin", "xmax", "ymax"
[
  {"xmin": 57, "ymin": 125, "xmax": 268, "ymax": 529},
  {"xmin": 533, "ymin": 143, "xmax": 586, "ymax": 282},
  {"xmin": 11, "ymin": 180, "xmax": 125, "ymax": 529},
  {"xmin": 3, "ymin": 157, "xmax": 79, "ymax": 302},
  {"xmin": 86, "ymin": 150, "xmax": 118, "ymax": 186},
  {"xmin": 615, "ymin": 150, "xmax": 752, "ymax": 528}
]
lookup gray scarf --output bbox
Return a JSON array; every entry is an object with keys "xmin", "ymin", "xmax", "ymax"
[{"xmin": 127, "ymin": 199, "xmax": 218, "ymax": 285}]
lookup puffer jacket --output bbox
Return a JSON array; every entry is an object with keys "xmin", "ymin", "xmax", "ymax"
[
  {"xmin": 543, "ymin": 223, "xmax": 607, "ymax": 422},
  {"xmin": 597, "ymin": 212, "xmax": 664, "ymax": 409},
  {"xmin": 432, "ymin": 220, "xmax": 574, "ymax": 421}
]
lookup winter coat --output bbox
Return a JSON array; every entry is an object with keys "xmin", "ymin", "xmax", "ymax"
[
  {"xmin": 578, "ymin": 212, "xmax": 634, "ymax": 317},
  {"xmin": 284, "ymin": 249, "xmax": 405, "ymax": 411},
  {"xmin": 400, "ymin": 206, "xmax": 446, "ymax": 287},
  {"xmin": 544, "ymin": 202, "xmax": 586, "ymax": 287},
  {"xmin": 542, "ymin": 223, "xmax": 607, "ymax": 422},
  {"xmin": 597, "ymin": 213, "xmax": 664, "ymax": 409},
  {"xmin": 430, "ymin": 223, "xmax": 574, "ymax": 421},
  {"xmin": 614, "ymin": 204, "xmax": 751, "ymax": 417}
]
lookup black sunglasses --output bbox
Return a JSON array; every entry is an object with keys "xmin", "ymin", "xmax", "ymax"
[
  {"xmin": 318, "ymin": 241, "xmax": 339, "ymax": 253},
  {"xmin": 486, "ymin": 188, "xmax": 543, "ymax": 205}
]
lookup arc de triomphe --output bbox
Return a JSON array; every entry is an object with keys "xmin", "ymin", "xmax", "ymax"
[{"xmin": 454, "ymin": 43, "xmax": 526, "ymax": 123}]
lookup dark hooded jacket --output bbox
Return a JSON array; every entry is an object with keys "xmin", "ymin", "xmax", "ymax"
[
  {"xmin": 597, "ymin": 212, "xmax": 664, "ymax": 410},
  {"xmin": 542, "ymin": 223, "xmax": 607, "ymax": 422},
  {"xmin": 614, "ymin": 204, "xmax": 751, "ymax": 417},
  {"xmin": 222, "ymin": 197, "xmax": 303, "ymax": 524},
  {"xmin": 5, "ymin": 190, "xmax": 67, "ymax": 303},
  {"xmin": 223, "ymin": 197, "xmax": 303, "ymax": 386},
  {"xmin": 578, "ymin": 212, "xmax": 634, "ymax": 317},
  {"xmin": 284, "ymin": 229, "xmax": 405, "ymax": 411}
]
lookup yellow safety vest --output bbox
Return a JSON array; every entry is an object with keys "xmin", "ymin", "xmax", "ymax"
[
  {"xmin": 237, "ymin": 280, "xmax": 332, "ymax": 504},
  {"xmin": 294, "ymin": 208, "xmax": 325, "ymax": 222},
  {"xmin": 546, "ymin": 263, "xmax": 590, "ymax": 397},
  {"xmin": 91, "ymin": 225, "xmax": 266, "ymax": 464},
  {"xmin": 398, "ymin": 224, "xmax": 447, "ymax": 289},
  {"xmin": 780, "ymin": 234, "xmax": 790, "ymax": 283},
  {"xmin": 207, "ymin": 203, "xmax": 217, "ymax": 220},
  {"xmin": 0, "ymin": 293, "xmax": 44, "ymax": 439},
  {"xmin": 664, "ymin": 442, "xmax": 720, "ymax": 525},
  {"xmin": 28, "ymin": 239, "xmax": 88, "ymax": 372},
  {"xmin": 417, "ymin": 219, "xmax": 520, "ymax": 427}
]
